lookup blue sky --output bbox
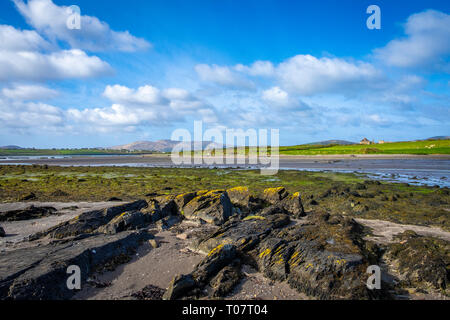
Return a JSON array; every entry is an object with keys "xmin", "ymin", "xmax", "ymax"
[{"xmin": 0, "ymin": 0, "xmax": 449, "ymax": 148}]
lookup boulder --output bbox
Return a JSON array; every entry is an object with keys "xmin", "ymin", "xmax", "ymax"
[
  {"xmin": 262, "ymin": 187, "xmax": 289, "ymax": 204},
  {"xmin": 162, "ymin": 274, "xmax": 196, "ymax": 300},
  {"xmin": 192, "ymin": 244, "xmax": 237, "ymax": 285},
  {"xmin": 183, "ymin": 190, "xmax": 233, "ymax": 225},
  {"xmin": 97, "ymin": 210, "xmax": 148, "ymax": 234},
  {"xmin": 0, "ymin": 226, "xmax": 5, "ymax": 237},
  {"xmin": 210, "ymin": 260, "xmax": 242, "ymax": 297},
  {"xmin": 140, "ymin": 200, "xmax": 163, "ymax": 223},
  {"xmin": 30, "ymin": 200, "xmax": 147, "ymax": 240},
  {"xmin": 226, "ymin": 186, "xmax": 251, "ymax": 208}
]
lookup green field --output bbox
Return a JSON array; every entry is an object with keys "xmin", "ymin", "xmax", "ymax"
[{"xmin": 279, "ymin": 139, "xmax": 450, "ymax": 155}]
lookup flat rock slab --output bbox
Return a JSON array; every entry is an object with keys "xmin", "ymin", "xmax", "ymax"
[
  {"xmin": 0, "ymin": 230, "xmax": 149, "ymax": 300},
  {"xmin": 356, "ymin": 218, "xmax": 450, "ymax": 243},
  {"xmin": 0, "ymin": 202, "xmax": 127, "ymax": 250}
]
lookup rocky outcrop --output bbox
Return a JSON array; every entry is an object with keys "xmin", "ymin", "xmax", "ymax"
[
  {"xmin": 262, "ymin": 187, "xmax": 289, "ymax": 204},
  {"xmin": 0, "ymin": 205, "xmax": 57, "ymax": 222},
  {"xmin": 182, "ymin": 190, "xmax": 233, "ymax": 225},
  {"xmin": 167, "ymin": 209, "xmax": 380, "ymax": 300},
  {"xmin": 30, "ymin": 200, "xmax": 147, "ymax": 240},
  {"xmin": 98, "ymin": 210, "xmax": 149, "ymax": 234},
  {"xmin": 386, "ymin": 231, "xmax": 449, "ymax": 294},
  {"xmin": 0, "ymin": 230, "xmax": 151, "ymax": 300}
]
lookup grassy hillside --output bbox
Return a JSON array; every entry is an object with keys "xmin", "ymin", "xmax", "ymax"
[{"xmin": 279, "ymin": 139, "xmax": 450, "ymax": 155}]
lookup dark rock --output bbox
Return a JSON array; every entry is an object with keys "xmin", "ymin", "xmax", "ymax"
[
  {"xmin": 153, "ymin": 195, "xmax": 177, "ymax": 217},
  {"xmin": 20, "ymin": 193, "xmax": 36, "ymax": 201},
  {"xmin": 0, "ymin": 231, "xmax": 150, "ymax": 300},
  {"xmin": 163, "ymin": 274, "xmax": 196, "ymax": 300},
  {"xmin": 107, "ymin": 197, "xmax": 122, "ymax": 202},
  {"xmin": 0, "ymin": 205, "xmax": 57, "ymax": 222},
  {"xmin": 211, "ymin": 259, "xmax": 242, "ymax": 297},
  {"xmin": 132, "ymin": 284, "xmax": 165, "ymax": 300},
  {"xmin": 141, "ymin": 200, "xmax": 163, "ymax": 223},
  {"xmin": 156, "ymin": 215, "xmax": 183, "ymax": 230},
  {"xmin": 262, "ymin": 187, "xmax": 289, "ymax": 204},
  {"xmin": 97, "ymin": 210, "xmax": 149, "ymax": 234},
  {"xmin": 173, "ymin": 192, "xmax": 197, "ymax": 212},
  {"xmin": 0, "ymin": 226, "xmax": 5, "ymax": 237},
  {"xmin": 30, "ymin": 200, "xmax": 147, "ymax": 240},
  {"xmin": 386, "ymin": 231, "xmax": 449, "ymax": 292},
  {"xmin": 183, "ymin": 190, "xmax": 233, "ymax": 225},
  {"xmin": 227, "ymin": 187, "xmax": 251, "ymax": 210},
  {"xmin": 192, "ymin": 244, "xmax": 237, "ymax": 285}
]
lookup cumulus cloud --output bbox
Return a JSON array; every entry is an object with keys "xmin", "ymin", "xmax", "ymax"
[
  {"xmin": 103, "ymin": 85, "xmax": 167, "ymax": 105},
  {"xmin": 13, "ymin": 0, "xmax": 151, "ymax": 52},
  {"xmin": 2, "ymin": 84, "xmax": 58, "ymax": 100},
  {"xmin": 0, "ymin": 48, "xmax": 112, "ymax": 81},
  {"xmin": 275, "ymin": 55, "xmax": 381, "ymax": 95},
  {"xmin": 235, "ymin": 60, "xmax": 275, "ymax": 76},
  {"xmin": 195, "ymin": 64, "xmax": 254, "ymax": 89},
  {"xmin": 0, "ymin": 24, "xmax": 51, "ymax": 51},
  {"xmin": 0, "ymin": 97, "xmax": 64, "ymax": 131},
  {"xmin": 374, "ymin": 10, "xmax": 450, "ymax": 69},
  {"xmin": 67, "ymin": 84, "xmax": 219, "ymax": 131}
]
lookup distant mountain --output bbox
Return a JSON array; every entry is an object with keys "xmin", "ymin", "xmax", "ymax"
[
  {"xmin": 111, "ymin": 140, "xmax": 224, "ymax": 152},
  {"xmin": 427, "ymin": 136, "xmax": 450, "ymax": 140},
  {"xmin": 0, "ymin": 145, "xmax": 23, "ymax": 149},
  {"xmin": 305, "ymin": 140, "xmax": 356, "ymax": 146}
]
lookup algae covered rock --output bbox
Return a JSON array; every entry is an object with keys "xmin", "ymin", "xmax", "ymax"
[
  {"xmin": 97, "ymin": 210, "xmax": 148, "ymax": 234},
  {"xmin": 262, "ymin": 187, "xmax": 289, "ymax": 204},
  {"xmin": 0, "ymin": 205, "xmax": 57, "ymax": 222},
  {"xmin": 163, "ymin": 274, "xmax": 197, "ymax": 300},
  {"xmin": 30, "ymin": 200, "xmax": 148, "ymax": 240},
  {"xmin": 386, "ymin": 231, "xmax": 449, "ymax": 294},
  {"xmin": 227, "ymin": 186, "xmax": 251, "ymax": 208},
  {"xmin": 183, "ymin": 190, "xmax": 233, "ymax": 225}
]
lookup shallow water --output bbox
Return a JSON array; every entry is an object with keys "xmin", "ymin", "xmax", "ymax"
[{"xmin": 1, "ymin": 156, "xmax": 449, "ymax": 187}]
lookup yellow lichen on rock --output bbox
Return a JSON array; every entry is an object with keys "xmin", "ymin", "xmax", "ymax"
[
  {"xmin": 259, "ymin": 248, "xmax": 271, "ymax": 259},
  {"xmin": 208, "ymin": 244, "xmax": 224, "ymax": 257}
]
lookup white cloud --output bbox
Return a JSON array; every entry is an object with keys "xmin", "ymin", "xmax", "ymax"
[
  {"xmin": 262, "ymin": 86, "xmax": 289, "ymax": 107},
  {"xmin": 275, "ymin": 54, "xmax": 380, "ymax": 95},
  {"xmin": 2, "ymin": 84, "xmax": 58, "ymax": 100},
  {"xmin": 195, "ymin": 64, "xmax": 254, "ymax": 89},
  {"xmin": 103, "ymin": 85, "xmax": 166, "ymax": 105},
  {"xmin": 67, "ymin": 84, "xmax": 219, "ymax": 131},
  {"xmin": 13, "ymin": 0, "xmax": 150, "ymax": 52},
  {"xmin": 235, "ymin": 60, "xmax": 275, "ymax": 76},
  {"xmin": 0, "ymin": 48, "xmax": 112, "ymax": 81},
  {"xmin": 374, "ymin": 10, "xmax": 450, "ymax": 69},
  {"xmin": 0, "ymin": 24, "xmax": 50, "ymax": 51},
  {"xmin": 0, "ymin": 97, "xmax": 64, "ymax": 131}
]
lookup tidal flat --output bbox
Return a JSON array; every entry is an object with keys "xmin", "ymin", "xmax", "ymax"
[
  {"xmin": 0, "ymin": 165, "xmax": 448, "ymax": 230},
  {"xmin": 1, "ymin": 165, "xmax": 449, "ymax": 300}
]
